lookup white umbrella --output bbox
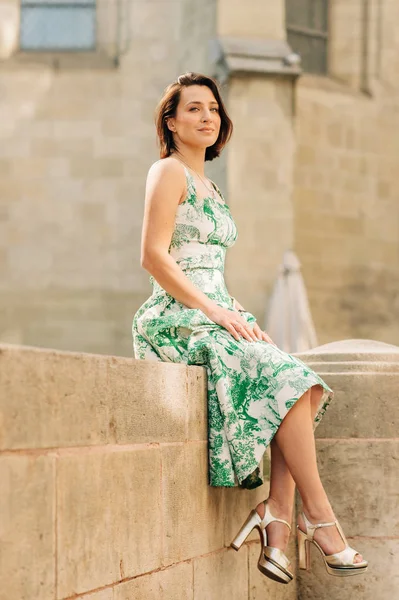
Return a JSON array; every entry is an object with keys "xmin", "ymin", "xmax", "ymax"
[{"xmin": 265, "ymin": 250, "xmax": 318, "ymax": 353}]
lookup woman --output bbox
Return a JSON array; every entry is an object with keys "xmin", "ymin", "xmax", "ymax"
[{"xmin": 133, "ymin": 72, "xmax": 367, "ymax": 584}]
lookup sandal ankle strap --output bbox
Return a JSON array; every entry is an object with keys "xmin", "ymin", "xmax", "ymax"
[
  {"xmin": 261, "ymin": 502, "xmax": 292, "ymax": 531},
  {"xmin": 302, "ymin": 512, "xmax": 337, "ymax": 541}
]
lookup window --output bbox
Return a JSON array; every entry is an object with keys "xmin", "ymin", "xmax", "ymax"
[
  {"xmin": 286, "ymin": 0, "xmax": 329, "ymax": 75},
  {"xmin": 20, "ymin": 0, "xmax": 96, "ymax": 51}
]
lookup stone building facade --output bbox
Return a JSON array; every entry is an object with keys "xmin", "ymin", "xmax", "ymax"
[{"xmin": 0, "ymin": 0, "xmax": 398, "ymax": 356}]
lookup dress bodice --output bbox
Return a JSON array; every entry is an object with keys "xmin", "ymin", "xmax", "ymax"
[{"xmin": 168, "ymin": 167, "xmax": 238, "ymax": 273}]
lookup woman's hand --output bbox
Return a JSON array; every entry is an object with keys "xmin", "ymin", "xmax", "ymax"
[
  {"xmin": 206, "ymin": 305, "xmax": 259, "ymax": 343},
  {"xmin": 231, "ymin": 296, "xmax": 277, "ymax": 346},
  {"xmin": 252, "ymin": 322, "xmax": 277, "ymax": 346}
]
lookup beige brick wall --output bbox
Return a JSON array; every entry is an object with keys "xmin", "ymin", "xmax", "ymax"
[
  {"xmin": 217, "ymin": 0, "xmax": 285, "ymax": 39},
  {"xmin": 0, "ymin": 0, "xmax": 222, "ymax": 356},
  {"xmin": 294, "ymin": 75, "xmax": 399, "ymax": 345},
  {"xmin": 2, "ymin": 0, "xmax": 399, "ymax": 356},
  {"xmin": 220, "ymin": 0, "xmax": 399, "ymax": 346},
  {"xmin": 225, "ymin": 76, "xmax": 296, "ymax": 323}
]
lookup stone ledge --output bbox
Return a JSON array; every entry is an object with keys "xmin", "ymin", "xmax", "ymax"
[
  {"xmin": 0, "ymin": 343, "xmax": 207, "ymax": 450},
  {"xmin": 296, "ymin": 339, "xmax": 399, "ymax": 365},
  {"xmin": 211, "ymin": 36, "xmax": 301, "ymax": 81},
  {"xmin": 294, "ymin": 339, "xmax": 399, "ymax": 439}
]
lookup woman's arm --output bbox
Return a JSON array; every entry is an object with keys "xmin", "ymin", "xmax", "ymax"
[
  {"xmin": 140, "ymin": 159, "xmax": 258, "ymax": 343},
  {"xmin": 141, "ymin": 158, "xmax": 216, "ymax": 315}
]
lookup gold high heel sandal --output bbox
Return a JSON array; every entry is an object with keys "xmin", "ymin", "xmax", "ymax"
[
  {"xmin": 231, "ymin": 500, "xmax": 294, "ymax": 584},
  {"xmin": 297, "ymin": 512, "xmax": 368, "ymax": 577}
]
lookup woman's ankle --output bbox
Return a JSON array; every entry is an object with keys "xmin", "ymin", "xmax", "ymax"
[
  {"xmin": 256, "ymin": 496, "xmax": 293, "ymax": 521},
  {"xmin": 300, "ymin": 502, "xmax": 335, "ymax": 524}
]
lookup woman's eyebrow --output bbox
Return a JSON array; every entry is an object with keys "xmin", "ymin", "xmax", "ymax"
[{"xmin": 185, "ymin": 100, "xmax": 219, "ymax": 106}]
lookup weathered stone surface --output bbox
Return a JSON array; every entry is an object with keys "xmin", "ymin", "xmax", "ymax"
[
  {"xmin": 193, "ymin": 546, "xmax": 248, "ymax": 600},
  {"xmin": 314, "ymin": 373, "xmax": 399, "ymax": 438},
  {"xmin": 0, "ymin": 345, "xmax": 206, "ymax": 449},
  {"xmin": 315, "ymin": 440, "xmax": 399, "ymax": 537},
  {"xmin": 218, "ymin": 0, "xmax": 285, "ymax": 39},
  {"xmin": 107, "ymin": 358, "xmax": 189, "ymax": 444},
  {"xmin": 186, "ymin": 366, "xmax": 208, "ymax": 441},
  {"xmin": 114, "ymin": 562, "xmax": 192, "ymax": 600},
  {"xmin": 0, "ymin": 455, "xmax": 55, "ymax": 600},
  {"xmin": 81, "ymin": 590, "xmax": 113, "ymax": 600},
  {"xmin": 297, "ymin": 339, "xmax": 399, "ymax": 366},
  {"xmin": 0, "ymin": 0, "xmax": 219, "ymax": 358},
  {"xmin": 162, "ymin": 442, "xmax": 225, "ymax": 565},
  {"xmin": 296, "ymin": 340, "xmax": 399, "ymax": 438},
  {"xmin": 297, "ymin": 538, "xmax": 399, "ymax": 600},
  {"xmin": 294, "ymin": 69, "xmax": 399, "ymax": 347},
  {"xmin": 57, "ymin": 448, "xmax": 162, "ymax": 597},
  {"xmin": 223, "ymin": 475, "xmax": 270, "ymax": 547},
  {"xmin": 0, "ymin": 345, "xmax": 111, "ymax": 449},
  {"xmin": 248, "ymin": 537, "xmax": 298, "ymax": 600}
]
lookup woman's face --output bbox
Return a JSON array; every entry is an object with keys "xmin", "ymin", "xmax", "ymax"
[{"xmin": 167, "ymin": 85, "xmax": 221, "ymax": 150}]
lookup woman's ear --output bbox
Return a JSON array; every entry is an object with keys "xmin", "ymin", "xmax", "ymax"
[{"xmin": 166, "ymin": 118, "xmax": 176, "ymax": 132}]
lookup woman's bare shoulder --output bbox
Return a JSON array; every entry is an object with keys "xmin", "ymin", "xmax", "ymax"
[
  {"xmin": 147, "ymin": 156, "xmax": 186, "ymax": 181},
  {"xmin": 145, "ymin": 157, "xmax": 186, "ymax": 204}
]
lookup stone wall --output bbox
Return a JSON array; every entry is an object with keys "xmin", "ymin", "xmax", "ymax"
[
  {"xmin": 0, "ymin": 0, "xmax": 222, "ymax": 357},
  {"xmin": 293, "ymin": 0, "xmax": 399, "ymax": 346},
  {"xmin": 1, "ymin": 0, "xmax": 399, "ymax": 363},
  {"xmin": 0, "ymin": 343, "xmax": 297, "ymax": 600},
  {"xmin": 2, "ymin": 339, "xmax": 398, "ymax": 599}
]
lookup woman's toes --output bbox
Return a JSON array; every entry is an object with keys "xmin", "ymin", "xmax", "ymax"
[{"xmin": 354, "ymin": 553, "xmax": 363, "ymax": 564}]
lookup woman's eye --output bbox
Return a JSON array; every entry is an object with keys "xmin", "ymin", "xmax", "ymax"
[{"xmin": 189, "ymin": 107, "xmax": 219, "ymax": 111}]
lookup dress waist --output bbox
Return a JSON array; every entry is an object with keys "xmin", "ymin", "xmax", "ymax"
[{"xmin": 169, "ymin": 243, "xmax": 226, "ymax": 272}]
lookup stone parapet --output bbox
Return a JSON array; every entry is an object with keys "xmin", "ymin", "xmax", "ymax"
[
  {"xmin": 2, "ymin": 339, "xmax": 396, "ymax": 599},
  {"xmin": 0, "ymin": 344, "xmax": 283, "ymax": 600}
]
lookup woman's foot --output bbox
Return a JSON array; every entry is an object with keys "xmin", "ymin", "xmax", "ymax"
[
  {"xmin": 256, "ymin": 498, "xmax": 292, "ymax": 552},
  {"xmin": 297, "ymin": 509, "xmax": 364, "ymax": 564}
]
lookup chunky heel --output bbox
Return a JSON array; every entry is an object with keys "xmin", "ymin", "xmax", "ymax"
[
  {"xmin": 297, "ymin": 528, "xmax": 310, "ymax": 571},
  {"xmin": 297, "ymin": 512, "xmax": 368, "ymax": 577},
  {"xmin": 231, "ymin": 510, "xmax": 260, "ymax": 550},
  {"xmin": 231, "ymin": 500, "xmax": 294, "ymax": 585}
]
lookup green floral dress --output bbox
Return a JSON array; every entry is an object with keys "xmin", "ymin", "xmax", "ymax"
[{"xmin": 133, "ymin": 165, "xmax": 333, "ymax": 489}]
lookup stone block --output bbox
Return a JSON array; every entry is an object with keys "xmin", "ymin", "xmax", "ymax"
[
  {"xmin": 186, "ymin": 366, "xmax": 208, "ymax": 441},
  {"xmin": 83, "ymin": 590, "xmax": 113, "ymax": 600},
  {"xmin": 218, "ymin": 0, "xmax": 284, "ymax": 39},
  {"xmin": 248, "ymin": 537, "xmax": 298, "ymax": 600},
  {"xmin": 69, "ymin": 157, "xmax": 124, "ymax": 178},
  {"xmin": 315, "ymin": 440, "xmax": 399, "ymax": 537},
  {"xmin": 223, "ymin": 477, "xmax": 270, "ymax": 547},
  {"xmin": 161, "ymin": 442, "xmax": 225, "ymax": 564},
  {"xmin": 0, "ymin": 345, "xmax": 112, "ymax": 449},
  {"xmin": 107, "ymin": 358, "xmax": 190, "ymax": 444},
  {"xmin": 297, "ymin": 538, "xmax": 399, "ymax": 600},
  {"xmin": 57, "ymin": 448, "xmax": 162, "ymax": 597},
  {"xmin": 0, "ymin": 346, "xmax": 204, "ymax": 449},
  {"xmin": 114, "ymin": 562, "xmax": 192, "ymax": 600},
  {"xmin": 193, "ymin": 546, "xmax": 248, "ymax": 600},
  {"xmin": 0, "ymin": 455, "xmax": 55, "ymax": 600},
  {"xmin": 314, "ymin": 373, "xmax": 399, "ymax": 439}
]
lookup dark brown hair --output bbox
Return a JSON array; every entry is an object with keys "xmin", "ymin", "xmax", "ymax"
[{"xmin": 155, "ymin": 72, "xmax": 233, "ymax": 161}]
